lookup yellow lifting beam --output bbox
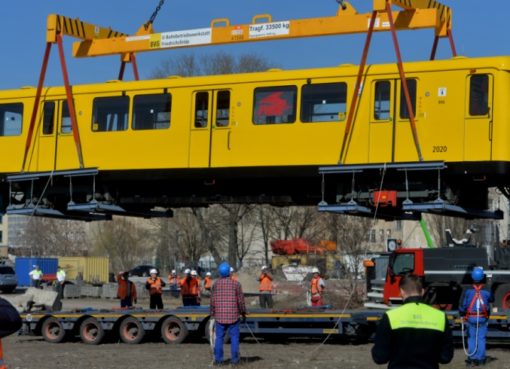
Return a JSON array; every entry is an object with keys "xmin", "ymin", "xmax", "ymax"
[
  {"xmin": 69, "ymin": 1, "xmax": 451, "ymax": 58},
  {"xmin": 46, "ymin": 14, "xmax": 127, "ymax": 43}
]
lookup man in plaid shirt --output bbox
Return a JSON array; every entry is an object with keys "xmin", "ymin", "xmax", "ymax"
[{"xmin": 211, "ymin": 262, "xmax": 246, "ymax": 366}]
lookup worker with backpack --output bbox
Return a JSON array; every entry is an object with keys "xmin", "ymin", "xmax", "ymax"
[{"xmin": 460, "ymin": 267, "xmax": 493, "ymax": 367}]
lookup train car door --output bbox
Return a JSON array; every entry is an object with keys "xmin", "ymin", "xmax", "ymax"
[
  {"xmin": 369, "ymin": 80, "xmax": 395, "ymax": 162},
  {"xmin": 189, "ymin": 90, "xmax": 231, "ymax": 167},
  {"xmin": 189, "ymin": 91, "xmax": 212, "ymax": 167},
  {"xmin": 464, "ymin": 73, "xmax": 493, "ymax": 161},
  {"xmin": 55, "ymin": 99, "xmax": 81, "ymax": 170},
  {"xmin": 209, "ymin": 90, "xmax": 232, "ymax": 167},
  {"xmin": 32, "ymin": 100, "xmax": 58, "ymax": 171}
]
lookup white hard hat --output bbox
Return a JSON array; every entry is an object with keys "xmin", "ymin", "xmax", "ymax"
[
  {"xmin": 206, "ymin": 272, "xmax": 211, "ymax": 276},
  {"xmin": 150, "ymin": 268, "xmax": 158, "ymax": 275},
  {"xmin": 171, "ymin": 269, "xmax": 176, "ymax": 274},
  {"xmin": 191, "ymin": 270, "xmax": 197, "ymax": 276},
  {"xmin": 184, "ymin": 268, "xmax": 191, "ymax": 274},
  {"xmin": 261, "ymin": 266, "xmax": 268, "ymax": 271},
  {"xmin": 312, "ymin": 267, "xmax": 320, "ymax": 274},
  {"xmin": 230, "ymin": 267, "xmax": 234, "ymax": 272}
]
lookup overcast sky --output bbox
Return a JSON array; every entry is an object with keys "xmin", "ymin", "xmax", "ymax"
[{"xmin": 0, "ymin": 0, "xmax": 505, "ymax": 89}]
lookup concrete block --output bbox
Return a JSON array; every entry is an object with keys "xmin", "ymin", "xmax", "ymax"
[
  {"xmin": 101, "ymin": 283, "xmax": 118, "ymax": 299},
  {"xmin": 80, "ymin": 285, "xmax": 102, "ymax": 298},
  {"xmin": 63, "ymin": 284, "xmax": 81, "ymax": 299}
]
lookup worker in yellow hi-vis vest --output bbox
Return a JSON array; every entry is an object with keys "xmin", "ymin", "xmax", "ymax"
[{"xmin": 371, "ymin": 274, "xmax": 454, "ymax": 369}]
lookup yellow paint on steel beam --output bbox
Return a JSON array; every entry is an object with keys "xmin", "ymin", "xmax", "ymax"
[
  {"xmin": 46, "ymin": 14, "xmax": 128, "ymax": 43},
  {"xmin": 72, "ymin": 8, "xmax": 441, "ymax": 58}
]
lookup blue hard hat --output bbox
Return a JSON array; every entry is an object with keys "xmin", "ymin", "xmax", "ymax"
[
  {"xmin": 471, "ymin": 267, "xmax": 485, "ymax": 282},
  {"xmin": 219, "ymin": 262, "xmax": 231, "ymax": 278}
]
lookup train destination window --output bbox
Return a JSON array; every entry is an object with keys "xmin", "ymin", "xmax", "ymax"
[
  {"xmin": 399, "ymin": 79, "xmax": 417, "ymax": 119},
  {"xmin": 0, "ymin": 103, "xmax": 23, "ymax": 136},
  {"xmin": 253, "ymin": 86, "xmax": 296, "ymax": 124},
  {"xmin": 195, "ymin": 92, "xmax": 209, "ymax": 128},
  {"xmin": 469, "ymin": 74, "xmax": 489, "ymax": 116},
  {"xmin": 43, "ymin": 102, "xmax": 55, "ymax": 135},
  {"xmin": 301, "ymin": 82, "xmax": 347, "ymax": 123},
  {"xmin": 133, "ymin": 94, "xmax": 171, "ymax": 130},
  {"xmin": 92, "ymin": 96, "xmax": 129, "ymax": 132},
  {"xmin": 374, "ymin": 81, "xmax": 391, "ymax": 120},
  {"xmin": 216, "ymin": 91, "xmax": 230, "ymax": 127}
]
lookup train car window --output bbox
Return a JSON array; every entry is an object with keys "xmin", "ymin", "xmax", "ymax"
[
  {"xmin": 0, "ymin": 103, "xmax": 23, "ymax": 136},
  {"xmin": 61, "ymin": 101, "xmax": 73, "ymax": 134},
  {"xmin": 253, "ymin": 86, "xmax": 296, "ymax": 124},
  {"xmin": 195, "ymin": 92, "xmax": 209, "ymax": 128},
  {"xmin": 92, "ymin": 96, "xmax": 129, "ymax": 132},
  {"xmin": 374, "ymin": 81, "xmax": 391, "ymax": 120},
  {"xmin": 399, "ymin": 79, "xmax": 417, "ymax": 119},
  {"xmin": 301, "ymin": 82, "xmax": 347, "ymax": 123},
  {"xmin": 469, "ymin": 74, "xmax": 489, "ymax": 116},
  {"xmin": 133, "ymin": 94, "xmax": 171, "ymax": 130},
  {"xmin": 216, "ymin": 91, "xmax": 230, "ymax": 127},
  {"xmin": 43, "ymin": 102, "xmax": 55, "ymax": 135}
]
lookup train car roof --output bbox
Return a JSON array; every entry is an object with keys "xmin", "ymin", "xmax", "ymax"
[{"xmin": 1, "ymin": 55, "xmax": 510, "ymax": 99}]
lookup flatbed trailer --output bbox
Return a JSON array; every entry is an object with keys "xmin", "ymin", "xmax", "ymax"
[{"xmin": 20, "ymin": 307, "xmax": 510, "ymax": 345}]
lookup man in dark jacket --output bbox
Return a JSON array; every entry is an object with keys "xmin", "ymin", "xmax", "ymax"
[
  {"xmin": 0, "ymin": 297, "xmax": 22, "ymax": 369},
  {"xmin": 372, "ymin": 274, "xmax": 454, "ymax": 369}
]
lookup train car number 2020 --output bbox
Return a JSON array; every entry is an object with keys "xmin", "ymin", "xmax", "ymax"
[{"xmin": 433, "ymin": 146, "xmax": 448, "ymax": 153}]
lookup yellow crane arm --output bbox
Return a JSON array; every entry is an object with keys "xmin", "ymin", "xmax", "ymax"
[
  {"xmin": 70, "ymin": 1, "xmax": 448, "ymax": 58},
  {"xmin": 46, "ymin": 14, "xmax": 127, "ymax": 43}
]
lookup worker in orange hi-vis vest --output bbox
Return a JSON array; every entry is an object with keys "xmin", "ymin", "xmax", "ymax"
[
  {"xmin": 230, "ymin": 267, "xmax": 238, "ymax": 282},
  {"xmin": 0, "ymin": 296, "xmax": 22, "ymax": 369},
  {"xmin": 310, "ymin": 267, "xmax": 325, "ymax": 307},
  {"xmin": 180, "ymin": 269, "xmax": 200, "ymax": 306},
  {"xmin": 168, "ymin": 269, "xmax": 180, "ymax": 298},
  {"xmin": 145, "ymin": 269, "xmax": 165, "ymax": 309},
  {"xmin": 202, "ymin": 272, "xmax": 213, "ymax": 297},
  {"xmin": 258, "ymin": 266, "xmax": 274, "ymax": 308}
]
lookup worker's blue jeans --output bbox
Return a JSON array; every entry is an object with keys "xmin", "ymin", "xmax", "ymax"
[
  {"xmin": 214, "ymin": 320, "xmax": 240, "ymax": 364},
  {"xmin": 467, "ymin": 316, "xmax": 488, "ymax": 361}
]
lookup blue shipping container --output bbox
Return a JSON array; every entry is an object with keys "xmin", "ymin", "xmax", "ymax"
[{"xmin": 15, "ymin": 257, "xmax": 58, "ymax": 287}]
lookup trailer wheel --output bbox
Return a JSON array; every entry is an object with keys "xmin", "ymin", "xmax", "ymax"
[
  {"xmin": 119, "ymin": 317, "xmax": 145, "ymax": 344},
  {"xmin": 41, "ymin": 317, "xmax": 66, "ymax": 343},
  {"xmin": 160, "ymin": 316, "xmax": 188, "ymax": 344},
  {"xmin": 495, "ymin": 284, "xmax": 510, "ymax": 310},
  {"xmin": 80, "ymin": 317, "xmax": 105, "ymax": 345}
]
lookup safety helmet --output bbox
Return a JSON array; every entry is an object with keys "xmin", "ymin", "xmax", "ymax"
[
  {"xmin": 471, "ymin": 267, "xmax": 485, "ymax": 283},
  {"xmin": 191, "ymin": 270, "xmax": 197, "ymax": 276},
  {"xmin": 150, "ymin": 268, "xmax": 158, "ymax": 275},
  {"xmin": 230, "ymin": 267, "xmax": 234, "ymax": 273},
  {"xmin": 184, "ymin": 268, "xmax": 191, "ymax": 275},
  {"xmin": 206, "ymin": 272, "xmax": 211, "ymax": 277},
  {"xmin": 219, "ymin": 262, "xmax": 231, "ymax": 278},
  {"xmin": 261, "ymin": 266, "xmax": 268, "ymax": 271},
  {"xmin": 312, "ymin": 267, "xmax": 320, "ymax": 274},
  {"xmin": 171, "ymin": 269, "xmax": 176, "ymax": 275}
]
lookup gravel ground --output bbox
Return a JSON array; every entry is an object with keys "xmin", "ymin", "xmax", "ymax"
[{"xmin": 4, "ymin": 335, "xmax": 510, "ymax": 369}]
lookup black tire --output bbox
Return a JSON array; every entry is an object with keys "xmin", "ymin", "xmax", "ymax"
[
  {"xmin": 160, "ymin": 316, "xmax": 188, "ymax": 344},
  {"xmin": 495, "ymin": 284, "xmax": 510, "ymax": 310},
  {"xmin": 79, "ymin": 317, "xmax": 105, "ymax": 345},
  {"xmin": 119, "ymin": 317, "xmax": 145, "ymax": 344},
  {"xmin": 41, "ymin": 317, "xmax": 66, "ymax": 343}
]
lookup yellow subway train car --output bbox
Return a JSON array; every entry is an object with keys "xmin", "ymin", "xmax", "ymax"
[{"xmin": 1, "ymin": 55, "xmax": 509, "ymax": 219}]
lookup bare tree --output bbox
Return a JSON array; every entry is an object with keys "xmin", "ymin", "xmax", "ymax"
[
  {"xmin": 91, "ymin": 217, "xmax": 153, "ymax": 273},
  {"xmin": 20, "ymin": 217, "xmax": 89, "ymax": 256},
  {"xmin": 151, "ymin": 51, "xmax": 274, "ymax": 78}
]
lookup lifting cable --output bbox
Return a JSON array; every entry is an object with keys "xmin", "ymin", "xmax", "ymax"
[{"xmin": 145, "ymin": 0, "xmax": 166, "ymax": 29}]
